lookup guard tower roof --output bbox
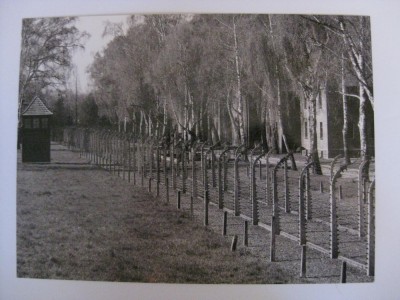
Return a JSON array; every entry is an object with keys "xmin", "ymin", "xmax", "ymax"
[{"xmin": 22, "ymin": 96, "xmax": 53, "ymax": 116}]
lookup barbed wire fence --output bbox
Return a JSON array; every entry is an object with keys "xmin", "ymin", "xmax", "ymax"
[{"xmin": 61, "ymin": 127, "xmax": 375, "ymax": 282}]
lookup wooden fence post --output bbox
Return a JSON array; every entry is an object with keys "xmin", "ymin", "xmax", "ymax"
[
  {"xmin": 233, "ymin": 144, "xmax": 246, "ymax": 217},
  {"xmin": 244, "ymin": 220, "xmax": 249, "ymax": 246},
  {"xmin": 211, "ymin": 148, "xmax": 216, "ymax": 188},
  {"xmin": 340, "ymin": 261, "xmax": 347, "ymax": 283},
  {"xmin": 299, "ymin": 163, "xmax": 313, "ymax": 246},
  {"xmin": 204, "ymin": 190, "xmax": 209, "ymax": 226},
  {"xmin": 223, "ymin": 211, "xmax": 227, "ymax": 236},
  {"xmin": 156, "ymin": 145, "xmax": 160, "ymax": 188},
  {"xmin": 166, "ymin": 178, "xmax": 170, "ymax": 203},
  {"xmin": 265, "ymin": 149, "xmax": 273, "ymax": 206},
  {"xmin": 218, "ymin": 147, "xmax": 230, "ymax": 209},
  {"xmin": 128, "ymin": 139, "xmax": 131, "ymax": 183},
  {"xmin": 305, "ymin": 167, "xmax": 312, "ymax": 220},
  {"xmin": 231, "ymin": 235, "xmax": 238, "ymax": 252},
  {"xmin": 252, "ymin": 153, "xmax": 264, "ymax": 225},
  {"xmin": 358, "ymin": 159, "xmax": 369, "ymax": 238},
  {"xmin": 192, "ymin": 147, "xmax": 198, "ymax": 199},
  {"xmin": 218, "ymin": 158, "xmax": 223, "ymax": 209},
  {"xmin": 301, "ymin": 245, "xmax": 307, "ymax": 277},
  {"xmin": 163, "ymin": 146, "xmax": 167, "ymax": 185},
  {"xmin": 149, "ymin": 143, "xmax": 154, "ymax": 180},
  {"xmin": 203, "ymin": 156, "xmax": 209, "ymax": 226},
  {"xmin": 190, "ymin": 196, "xmax": 194, "ymax": 218},
  {"xmin": 141, "ymin": 166, "xmax": 144, "ymax": 187},
  {"xmin": 330, "ymin": 166, "xmax": 346, "ymax": 259},
  {"xmin": 270, "ymin": 216, "xmax": 276, "ymax": 262},
  {"xmin": 284, "ymin": 160, "xmax": 290, "ymax": 213},
  {"xmin": 223, "ymin": 155, "xmax": 228, "ymax": 192},
  {"xmin": 182, "ymin": 144, "xmax": 186, "ymax": 194}
]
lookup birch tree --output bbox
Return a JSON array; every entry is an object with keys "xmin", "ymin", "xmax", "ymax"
[
  {"xmin": 19, "ymin": 17, "xmax": 88, "ymax": 122},
  {"xmin": 277, "ymin": 15, "xmax": 332, "ymax": 174},
  {"xmin": 307, "ymin": 15, "xmax": 373, "ymax": 159}
]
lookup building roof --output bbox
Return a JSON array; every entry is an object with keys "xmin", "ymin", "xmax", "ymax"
[{"xmin": 22, "ymin": 96, "xmax": 53, "ymax": 116}]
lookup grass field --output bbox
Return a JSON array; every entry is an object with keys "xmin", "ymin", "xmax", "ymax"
[
  {"xmin": 17, "ymin": 143, "xmax": 374, "ymax": 284},
  {"xmin": 17, "ymin": 144, "xmax": 302, "ymax": 283}
]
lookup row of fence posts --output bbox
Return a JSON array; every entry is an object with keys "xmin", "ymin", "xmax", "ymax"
[{"xmin": 62, "ymin": 127, "xmax": 375, "ymax": 279}]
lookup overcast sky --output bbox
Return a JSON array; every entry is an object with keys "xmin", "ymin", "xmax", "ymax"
[{"xmin": 71, "ymin": 14, "xmax": 128, "ymax": 93}]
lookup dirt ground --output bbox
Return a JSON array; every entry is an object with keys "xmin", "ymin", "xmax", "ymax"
[{"xmin": 17, "ymin": 143, "xmax": 372, "ymax": 283}]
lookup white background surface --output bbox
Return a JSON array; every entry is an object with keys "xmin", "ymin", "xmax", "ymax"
[{"xmin": 1, "ymin": 0, "xmax": 399, "ymax": 299}]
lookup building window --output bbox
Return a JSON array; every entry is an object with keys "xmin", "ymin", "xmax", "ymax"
[
  {"xmin": 304, "ymin": 121, "xmax": 308, "ymax": 139},
  {"xmin": 33, "ymin": 118, "xmax": 40, "ymax": 129},
  {"xmin": 318, "ymin": 93, "xmax": 322, "ymax": 109},
  {"xmin": 320, "ymin": 122, "xmax": 323, "ymax": 140},
  {"xmin": 24, "ymin": 118, "xmax": 31, "ymax": 129},
  {"xmin": 41, "ymin": 118, "xmax": 48, "ymax": 129}
]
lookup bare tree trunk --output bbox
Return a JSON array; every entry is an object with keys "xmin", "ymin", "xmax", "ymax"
[
  {"xmin": 139, "ymin": 111, "xmax": 144, "ymax": 136},
  {"xmin": 232, "ymin": 17, "xmax": 246, "ymax": 145},
  {"xmin": 267, "ymin": 15, "xmax": 289, "ymax": 154},
  {"xmin": 359, "ymin": 84, "xmax": 368, "ymax": 160},
  {"xmin": 217, "ymin": 99, "xmax": 222, "ymax": 142},
  {"xmin": 184, "ymin": 84, "xmax": 189, "ymax": 141},
  {"xmin": 226, "ymin": 93, "xmax": 240, "ymax": 145},
  {"xmin": 341, "ymin": 54, "xmax": 351, "ymax": 164},
  {"xmin": 308, "ymin": 93, "xmax": 322, "ymax": 175},
  {"xmin": 162, "ymin": 96, "xmax": 167, "ymax": 136}
]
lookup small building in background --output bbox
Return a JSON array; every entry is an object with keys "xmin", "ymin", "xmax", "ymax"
[
  {"xmin": 300, "ymin": 80, "xmax": 374, "ymax": 159},
  {"xmin": 21, "ymin": 96, "xmax": 53, "ymax": 162}
]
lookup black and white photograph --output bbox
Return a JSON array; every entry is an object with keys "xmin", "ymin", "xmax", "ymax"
[
  {"xmin": 1, "ymin": 0, "xmax": 400, "ymax": 299},
  {"xmin": 16, "ymin": 12, "xmax": 375, "ymax": 283}
]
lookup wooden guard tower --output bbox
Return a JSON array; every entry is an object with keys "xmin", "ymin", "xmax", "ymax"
[{"xmin": 21, "ymin": 96, "xmax": 53, "ymax": 162}]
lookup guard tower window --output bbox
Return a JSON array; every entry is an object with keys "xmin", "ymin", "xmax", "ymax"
[
  {"xmin": 41, "ymin": 118, "xmax": 48, "ymax": 129},
  {"xmin": 33, "ymin": 118, "xmax": 40, "ymax": 129},
  {"xmin": 24, "ymin": 118, "xmax": 31, "ymax": 129}
]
